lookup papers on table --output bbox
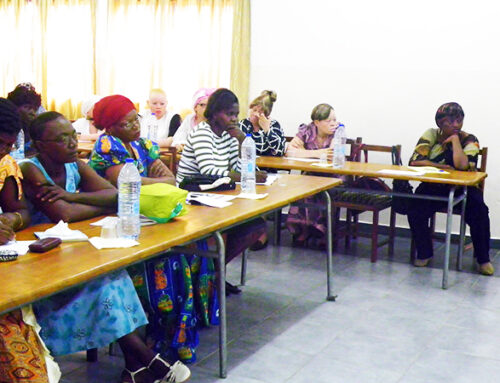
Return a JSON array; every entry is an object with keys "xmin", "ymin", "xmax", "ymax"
[
  {"xmin": 235, "ymin": 193, "xmax": 269, "ymax": 200},
  {"xmin": 35, "ymin": 220, "xmax": 88, "ymax": 242},
  {"xmin": 284, "ymin": 157, "xmax": 318, "ymax": 162},
  {"xmin": 187, "ymin": 192, "xmax": 236, "ymax": 208},
  {"xmin": 91, "ymin": 215, "xmax": 157, "ymax": 227},
  {"xmin": 0, "ymin": 240, "xmax": 34, "ymax": 256},
  {"xmin": 377, "ymin": 166, "xmax": 449, "ymax": 177},
  {"xmin": 407, "ymin": 166, "xmax": 449, "ymax": 174},
  {"xmin": 312, "ymin": 162, "xmax": 333, "ymax": 168},
  {"xmin": 88, "ymin": 237, "xmax": 139, "ymax": 250},
  {"xmin": 236, "ymin": 174, "xmax": 278, "ymax": 186}
]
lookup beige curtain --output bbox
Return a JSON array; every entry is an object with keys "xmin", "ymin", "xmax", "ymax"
[
  {"xmin": 230, "ymin": 0, "xmax": 250, "ymax": 118},
  {"xmin": 1, "ymin": 0, "xmax": 236, "ymax": 120}
]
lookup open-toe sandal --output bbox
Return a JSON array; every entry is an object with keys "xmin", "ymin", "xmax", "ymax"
[{"xmin": 148, "ymin": 353, "xmax": 191, "ymax": 383}]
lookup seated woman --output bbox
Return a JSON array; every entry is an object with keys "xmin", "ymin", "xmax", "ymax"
[
  {"xmin": 7, "ymin": 83, "xmax": 43, "ymax": 156},
  {"xmin": 72, "ymin": 95, "xmax": 102, "ymax": 141},
  {"xmin": 285, "ymin": 103, "xmax": 341, "ymax": 246},
  {"xmin": 0, "ymin": 97, "xmax": 53, "ymax": 383},
  {"xmin": 176, "ymin": 88, "xmax": 268, "ymax": 290},
  {"xmin": 407, "ymin": 102, "xmax": 494, "ymax": 276},
  {"xmin": 20, "ymin": 112, "xmax": 190, "ymax": 383},
  {"xmin": 171, "ymin": 87, "xmax": 215, "ymax": 151},
  {"xmin": 140, "ymin": 89, "xmax": 181, "ymax": 148},
  {"xmin": 239, "ymin": 90, "xmax": 286, "ymax": 156},
  {"xmin": 89, "ymin": 95, "xmax": 175, "ymax": 186}
]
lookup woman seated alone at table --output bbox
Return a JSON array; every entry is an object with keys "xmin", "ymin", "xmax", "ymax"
[
  {"xmin": 285, "ymin": 103, "xmax": 341, "ymax": 246},
  {"xmin": 89, "ymin": 95, "xmax": 175, "ymax": 186},
  {"xmin": 0, "ymin": 98, "xmax": 54, "ymax": 383},
  {"xmin": 20, "ymin": 112, "xmax": 190, "ymax": 383},
  {"xmin": 239, "ymin": 90, "xmax": 286, "ymax": 156},
  {"xmin": 176, "ymin": 88, "xmax": 269, "ymax": 291},
  {"xmin": 407, "ymin": 102, "xmax": 494, "ymax": 276}
]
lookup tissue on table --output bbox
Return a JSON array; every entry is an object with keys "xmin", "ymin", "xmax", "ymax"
[{"xmin": 35, "ymin": 220, "xmax": 88, "ymax": 242}]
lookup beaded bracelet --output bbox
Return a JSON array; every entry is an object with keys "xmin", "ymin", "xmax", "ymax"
[{"xmin": 0, "ymin": 250, "xmax": 18, "ymax": 262}]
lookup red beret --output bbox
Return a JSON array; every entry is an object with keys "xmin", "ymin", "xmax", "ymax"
[{"xmin": 93, "ymin": 95, "xmax": 136, "ymax": 131}]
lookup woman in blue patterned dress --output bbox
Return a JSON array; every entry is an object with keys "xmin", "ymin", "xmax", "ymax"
[{"xmin": 20, "ymin": 111, "xmax": 190, "ymax": 383}]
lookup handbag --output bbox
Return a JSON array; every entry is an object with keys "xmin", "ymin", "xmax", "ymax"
[
  {"xmin": 391, "ymin": 146, "xmax": 414, "ymax": 214},
  {"xmin": 140, "ymin": 183, "xmax": 188, "ymax": 223},
  {"xmin": 178, "ymin": 174, "xmax": 235, "ymax": 192}
]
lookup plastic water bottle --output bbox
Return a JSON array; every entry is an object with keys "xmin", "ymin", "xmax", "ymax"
[
  {"xmin": 118, "ymin": 158, "xmax": 141, "ymax": 239},
  {"xmin": 332, "ymin": 123, "xmax": 346, "ymax": 168},
  {"xmin": 241, "ymin": 134, "xmax": 256, "ymax": 194},
  {"xmin": 148, "ymin": 113, "xmax": 158, "ymax": 142},
  {"xmin": 10, "ymin": 130, "xmax": 25, "ymax": 160}
]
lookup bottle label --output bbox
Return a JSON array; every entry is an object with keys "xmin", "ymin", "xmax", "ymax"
[{"xmin": 247, "ymin": 163, "xmax": 254, "ymax": 172}]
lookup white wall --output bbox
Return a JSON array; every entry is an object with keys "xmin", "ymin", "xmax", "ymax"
[{"xmin": 250, "ymin": 0, "xmax": 500, "ymax": 238}]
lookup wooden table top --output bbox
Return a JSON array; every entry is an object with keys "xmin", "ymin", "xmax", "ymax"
[
  {"xmin": 257, "ymin": 156, "xmax": 487, "ymax": 187},
  {"xmin": 0, "ymin": 174, "xmax": 341, "ymax": 314}
]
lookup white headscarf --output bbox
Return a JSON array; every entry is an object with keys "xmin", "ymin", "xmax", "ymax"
[{"xmin": 81, "ymin": 95, "xmax": 102, "ymax": 117}]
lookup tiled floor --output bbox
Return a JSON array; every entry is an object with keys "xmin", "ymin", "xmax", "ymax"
[{"xmin": 58, "ymin": 231, "xmax": 500, "ymax": 383}]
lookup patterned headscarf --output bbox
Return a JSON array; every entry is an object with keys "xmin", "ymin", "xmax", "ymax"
[
  {"xmin": 435, "ymin": 102, "xmax": 464, "ymax": 129},
  {"xmin": 93, "ymin": 95, "xmax": 135, "ymax": 131}
]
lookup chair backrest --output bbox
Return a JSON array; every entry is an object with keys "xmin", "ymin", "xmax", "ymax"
[
  {"xmin": 160, "ymin": 146, "xmax": 178, "ymax": 175},
  {"xmin": 353, "ymin": 143, "xmax": 401, "ymax": 165},
  {"xmin": 346, "ymin": 137, "xmax": 363, "ymax": 161},
  {"xmin": 477, "ymin": 147, "xmax": 487, "ymax": 191}
]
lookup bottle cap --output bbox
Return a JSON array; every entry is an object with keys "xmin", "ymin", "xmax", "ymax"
[
  {"xmin": 125, "ymin": 158, "xmax": 134, "ymax": 163},
  {"xmin": 246, "ymin": 134, "xmax": 251, "ymax": 137},
  {"xmin": 151, "ymin": 112, "xmax": 155, "ymax": 116}
]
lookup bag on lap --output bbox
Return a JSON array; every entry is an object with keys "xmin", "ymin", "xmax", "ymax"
[{"xmin": 140, "ymin": 183, "xmax": 188, "ymax": 223}]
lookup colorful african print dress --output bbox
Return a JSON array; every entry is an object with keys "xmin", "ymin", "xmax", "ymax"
[
  {"xmin": 0, "ymin": 155, "xmax": 54, "ymax": 383},
  {"xmin": 21, "ymin": 157, "xmax": 148, "ymax": 356},
  {"xmin": 89, "ymin": 135, "xmax": 218, "ymax": 363}
]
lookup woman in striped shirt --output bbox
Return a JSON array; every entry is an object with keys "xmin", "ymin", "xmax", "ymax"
[{"xmin": 176, "ymin": 88, "xmax": 268, "ymax": 294}]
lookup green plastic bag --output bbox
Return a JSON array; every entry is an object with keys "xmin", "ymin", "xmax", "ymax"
[{"xmin": 140, "ymin": 183, "xmax": 188, "ymax": 223}]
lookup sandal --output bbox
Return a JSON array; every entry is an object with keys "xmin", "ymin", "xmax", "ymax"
[
  {"xmin": 122, "ymin": 367, "xmax": 153, "ymax": 383},
  {"xmin": 148, "ymin": 353, "xmax": 191, "ymax": 383}
]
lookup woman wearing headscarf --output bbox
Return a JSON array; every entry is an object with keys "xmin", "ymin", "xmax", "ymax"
[
  {"xmin": 407, "ymin": 102, "xmax": 493, "ymax": 275},
  {"xmin": 171, "ymin": 87, "xmax": 216, "ymax": 151},
  {"xmin": 89, "ymin": 95, "xmax": 214, "ymax": 364},
  {"xmin": 72, "ymin": 95, "xmax": 102, "ymax": 141}
]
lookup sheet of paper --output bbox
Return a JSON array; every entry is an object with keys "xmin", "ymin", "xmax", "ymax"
[
  {"xmin": 311, "ymin": 162, "xmax": 334, "ymax": 168},
  {"xmin": 407, "ymin": 166, "xmax": 450, "ymax": 174},
  {"xmin": 35, "ymin": 220, "xmax": 88, "ymax": 242},
  {"xmin": 88, "ymin": 237, "xmax": 139, "ymax": 250},
  {"xmin": 235, "ymin": 192, "xmax": 268, "ymax": 200},
  {"xmin": 236, "ymin": 174, "xmax": 278, "ymax": 186},
  {"xmin": 0, "ymin": 241, "xmax": 35, "ymax": 256},
  {"xmin": 284, "ymin": 157, "xmax": 318, "ymax": 162},
  {"xmin": 377, "ymin": 169, "xmax": 425, "ymax": 176},
  {"xmin": 187, "ymin": 192, "xmax": 235, "ymax": 208}
]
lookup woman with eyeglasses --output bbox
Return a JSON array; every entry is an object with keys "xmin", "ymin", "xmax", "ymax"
[
  {"xmin": 19, "ymin": 111, "xmax": 191, "ymax": 382},
  {"xmin": 88, "ymin": 95, "xmax": 175, "ymax": 186}
]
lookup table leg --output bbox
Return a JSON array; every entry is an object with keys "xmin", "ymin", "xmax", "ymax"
[
  {"xmin": 214, "ymin": 231, "xmax": 227, "ymax": 378},
  {"xmin": 273, "ymin": 209, "xmax": 282, "ymax": 246},
  {"xmin": 457, "ymin": 187, "xmax": 468, "ymax": 271},
  {"xmin": 442, "ymin": 186, "xmax": 456, "ymax": 289},
  {"xmin": 323, "ymin": 191, "xmax": 336, "ymax": 301}
]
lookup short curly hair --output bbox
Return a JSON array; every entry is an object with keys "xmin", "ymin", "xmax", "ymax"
[
  {"xmin": 204, "ymin": 88, "xmax": 239, "ymax": 120},
  {"xmin": 7, "ymin": 86, "xmax": 42, "ymax": 109},
  {"xmin": 29, "ymin": 112, "xmax": 64, "ymax": 141},
  {"xmin": 0, "ymin": 98, "xmax": 22, "ymax": 136},
  {"xmin": 435, "ymin": 102, "xmax": 464, "ymax": 128}
]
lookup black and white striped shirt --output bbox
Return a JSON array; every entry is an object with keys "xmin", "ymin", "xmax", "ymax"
[
  {"xmin": 239, "ymin": 118, "xmax": 286, "ymax": 156},
  {"xmin": 176, "ymin": 121, "xmax": 241, "ymax": 184}
]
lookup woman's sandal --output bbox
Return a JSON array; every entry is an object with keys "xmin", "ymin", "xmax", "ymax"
[
  {"xmin": 148, "ymin": 353, "xmax": 191, "ymax": 383},
  {"xmin": 123, "ymin": 367, "xmax": 153, "ymax": 383}
]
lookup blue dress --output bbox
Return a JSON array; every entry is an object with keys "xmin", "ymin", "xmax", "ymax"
[{"xmin": 23, "ymin": 157, "xmax": 148, "ymax": 355}]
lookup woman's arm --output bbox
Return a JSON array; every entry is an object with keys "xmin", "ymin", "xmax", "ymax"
[
  {"xmin": 104, "ymin": 160, "xmax": 175, "ymax": 186},
  {"xmin": 0, "ymin": 177, "xmax": 31, "ymax": 243},
  {"xmin": 444, "ymin": 134, "xmax": 469, "ymax": 170},
  {"xmin": 21, "ymin": 162, "xmax": 114, "ymax": 223},
  {"xmin": 285, "ymin": 137, "xmax": 330, "ymax": 159},
  {"xmin": 264, "ymin": 120, "xmax": 286, "ymax": 156},
  {"xmin": 156, "ymin": 136, "xmax": 174, "ymax": 148}
]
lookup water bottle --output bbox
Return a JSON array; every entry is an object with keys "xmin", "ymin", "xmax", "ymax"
[
  {"xmin": 118, "ymin": 158, "xmax": 141, "ymax": 239},
  {"xmin": 332, "ymin": 123, "xmax": 346, "ymax": 168},
  {"xmin": 241, "ymin": 134, "xmax": 256, "ymax": 194},
  {"xmin": 10, "ymin": 130, "xmax": 25, "ymax": 160},
  {"xmin": 148, "ymin": 113, "xmax": 158, "ymax": 142}
]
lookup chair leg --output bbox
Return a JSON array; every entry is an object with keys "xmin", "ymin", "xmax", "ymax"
[
  {"xmin": 371, "ymin": 212, "xmax": 379, "ymax": 263},
  {"xmin": 388, "ymin": 208, "xmax": 396, "ymax": 257},
  {"xmin": 410, "ymin": 237, "xmax": 416, "ymax": 263},
  {"xmin": 240, "ymin": 249, "xmax": 248, "ymax": 286},
  {"xmin": 87, "ymin": 348, "xmax": 98, "ymax": 362},
  {"xmin": 345, "ymin": 209, "xmax": 351, "ymax": 249}
]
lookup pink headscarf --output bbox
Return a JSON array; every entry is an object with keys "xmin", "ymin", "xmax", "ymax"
[
  {"xmin": 93, "ymin": 95, "xmax": 136, "ymax": 131},
  {"xmin": 192, "ymin": 88, "xmax": 216, "ymax": 109}
]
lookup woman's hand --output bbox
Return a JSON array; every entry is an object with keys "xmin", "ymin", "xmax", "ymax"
[
  {"xmin": 35, "ymin": 183, "xmax": 73, "ymax": 203},
  {"xmin": 226, "ymin": 126, "xmax": 246, "ymax": 143},
  {"xmin": 256, "ymin": 171, "xmax": 267, "ymax": 183},
  {"xmin": 175, "ymin": 144, "xmax": 185, "ymax": 152},
  {"xmin": 148, "ymin": 159, "xmax": 171, "ymax": 178},
  {"xmin": 0, "ymin": 221, "xmax": 15, "ymax": 244},
  {"xmin": 258, "ymin": 113, "xmax": 271, "ymax": 133}
]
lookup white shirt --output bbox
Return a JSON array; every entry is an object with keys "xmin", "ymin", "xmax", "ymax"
[
  {"xmin": 172, "ymin": 113, "xmax": 199, "ymax": 146},
  {"xmin": 139, "ymin": 111, "xmax": 175, "ymax": 141}
]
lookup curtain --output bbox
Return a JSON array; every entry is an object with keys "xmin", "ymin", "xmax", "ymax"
[
  {"xmin": 0, "ymin": 0, "xmax": 237, "ymax": 120},
  {"xmin": 230, "ymin": 0, "xmax": 250, "ymax": 119}
]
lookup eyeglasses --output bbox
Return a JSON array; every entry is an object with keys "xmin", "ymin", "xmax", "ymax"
[
  {"xmin": 41, "ymin": 131, "xmax": 78, "ymax": 145},
  {"xmin": 118, "ymin": 115, "xmax": 141, "ymax": 130}
]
